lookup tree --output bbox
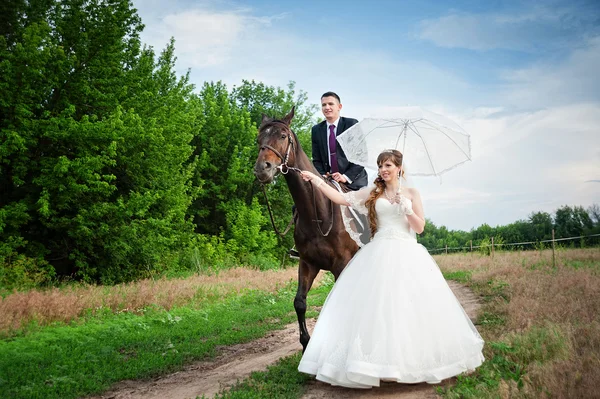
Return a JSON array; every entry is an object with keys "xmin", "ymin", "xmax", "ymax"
[
  {"xmin": 1, "ymin": 0, "xmax": 198, "ymax": 284},
  {"xmin": 472, "ymin": 223, "xmax": 495, "ymax": 244},
  {"xmin": 231, "ymin": 80, "xmax": 318, "ymax": 136},
  {"xmin": 588, "ymin": 204, "xmax": 600, "ymax": 226},
  {"xmin": 528, "ymin": 211, "xmax": 553, "ymax": 241},
  {"xmin": 554, "ymin": 205, "xmax": 593, "ymax": 240},
  {"xmin": 187, "ymin": 81, "xmax": 279, "ymax": 267}
]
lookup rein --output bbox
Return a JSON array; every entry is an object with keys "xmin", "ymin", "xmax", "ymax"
[
  {"xmin": 309, "ymin": 179, "xmax": 334, "ymax": 236},
  {"xmin": 260, "ymin": 184, "xmax": 295, "ymax": 237},
  {"xmin": 257, "ymin": 125, "xmax": 334, "ymax": 237}
]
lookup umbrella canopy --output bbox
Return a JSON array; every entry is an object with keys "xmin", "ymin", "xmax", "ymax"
[{"xmin": 337, "ymin": 106, "xmax": 471, "ymax": 176}]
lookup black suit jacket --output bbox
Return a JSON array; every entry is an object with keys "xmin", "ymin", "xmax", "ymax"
[{"xmin": 311, "ymin": 117, "xmax": 368, "ymax": 191}]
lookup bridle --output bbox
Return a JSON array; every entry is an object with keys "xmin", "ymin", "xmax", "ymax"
[
  {"xmin": 257, "ymin": 122, "xmax": 301, "ymax": 175},
  {"xmin": 256, "ymin": 123, "xmax": 333, "ymax": 237}
]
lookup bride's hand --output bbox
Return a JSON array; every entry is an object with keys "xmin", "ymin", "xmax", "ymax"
[
  {"xmin": 399, "ymin": 196, "xmax": 415, "ymax": 216},
  {"xmin": 301, "ymin": 171, "xmax": 326, "ymax": 188},
  {"xmin": 300, "ymin": 171, "xmax": 317, "ymax": 182}
]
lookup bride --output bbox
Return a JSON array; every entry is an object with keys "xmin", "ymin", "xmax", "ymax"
[{"xmin": 297, "ymin": 149, "xmax": 484, "ymax": 388}]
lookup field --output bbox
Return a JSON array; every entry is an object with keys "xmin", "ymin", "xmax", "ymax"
[{"xmin": 0, "ymin": 247, "xmax": 598, "ymax": 398}]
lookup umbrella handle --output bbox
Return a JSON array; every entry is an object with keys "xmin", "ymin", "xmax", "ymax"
[{"xmin": 399, "ymin": 124, "xmax": 407, "ymax": 193}]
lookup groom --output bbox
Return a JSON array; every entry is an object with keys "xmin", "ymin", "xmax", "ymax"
[
  {"xmin": 311, "ymin": 91, "xmax": 368, "ymax": 190},
  {"xmin": 290, "ymin": 92, "xmax": 367, "ymax": 258}
]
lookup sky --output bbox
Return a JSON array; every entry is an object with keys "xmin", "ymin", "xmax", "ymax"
[{"xmin": 132, "ymin": 0, "xmax": 600, "ymax": 231}]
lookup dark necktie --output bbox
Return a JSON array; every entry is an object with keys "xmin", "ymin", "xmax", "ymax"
[{"xmin": 329, "ymin": 124, "xmax": 338, "ymax": 173}]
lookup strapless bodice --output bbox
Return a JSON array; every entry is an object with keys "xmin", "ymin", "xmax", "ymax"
[{"xmin": 373, "ymin": 198, "xmax": 415, "ymax": 241}]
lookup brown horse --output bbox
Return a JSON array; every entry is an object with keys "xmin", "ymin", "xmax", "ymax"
[{"xmin": 253, "ymin": 107, "xmax": 360, "ymax": 351}]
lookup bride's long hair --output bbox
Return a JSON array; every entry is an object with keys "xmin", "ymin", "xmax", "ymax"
[{"xmin": 364, "ymin": 150, "xmax": 404, "ymax": 236}]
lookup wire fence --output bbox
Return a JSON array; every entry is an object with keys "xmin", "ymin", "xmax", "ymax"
[{"xmin": 425, "ymin": 232, "xmax": 600, "ymax": 254}]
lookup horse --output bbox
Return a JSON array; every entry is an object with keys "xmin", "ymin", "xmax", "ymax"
[{"xmin": 253, "ymin": 107, "xmax": 360, "ymax": 351}]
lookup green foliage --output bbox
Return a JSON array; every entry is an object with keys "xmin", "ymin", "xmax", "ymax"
[
  {"xmin": 177, "ymin": 235, "xmax": 236, "ymax": 274},
  {"xmin": 554, "ymin": 205, "xmax": 594, "ymax": 239},
  {"xmin": 190, "ymin": 81, "xmax": 257, "ymax": 237},
  {"xmin": 529, "ymin": 211, "xmax": 553, "ymax": 241},
  {"xmin": 478, "ymin": 237, "xmax": 492, "ymax": 256},
  {"xmin": 226, "ymin": 198, "xmax": 278, "ymax": 268},
  {"xmin": 421, "ymin": 204, "xmax": 600, "ymax": 254},
  {"xmin": 478, "ymin": 236, "xmax": 505, "ymax": 256},
  {"xmin": 0, "ymin": 239, "xmax": 56, "ymax": 293},
  {"xmin": 0, "ymin": 0, "xmax": 197, "ymax": 284},
  {"xmin": 230, "ymin": 80, "xmax": 318, "ymax": 135},
  {"xmin": 186, "ymin": 81, "xmax": 293, "ymax": 267},
  {"xmin": 0, "ymin": 4, "xmax": 319, "ymax": 286},
  {"xmin": 442, "ymin": 270, "xmax": 472, "ymax": 284}
]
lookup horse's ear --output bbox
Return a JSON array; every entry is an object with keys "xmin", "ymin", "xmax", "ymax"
[
  {"xmin": 282, "ymin": 106, "xmax": 295, "ymax": 126},
  {"xmin": 261, "ymin": 113, "xmax": 273, "ymax": 127}
]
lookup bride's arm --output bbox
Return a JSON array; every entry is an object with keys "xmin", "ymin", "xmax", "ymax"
[
  {"xmin": 405, "ymin": 188, "xmax": 426, "ymax": 234},
  {"xmin": 300, "ymin": 171, "xmax": 351, "ymax": 206}
]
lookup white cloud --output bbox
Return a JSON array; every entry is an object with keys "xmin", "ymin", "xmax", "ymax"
[
  {"xmin": 418, "ymin": 5, "xmax": 598, "ymax": 51},
  {"xmin": 416, "ymin": 102, "xmax": 600, "ymax": 230},
  {"xmin": 547, "ymin": 159, "xmax": 600, "ymax": 185},
  {"xmin": 163, "ymin": 11, "xmax": 244, "ymax": 49},
  {"xmin": 419, "ymin": 13, "xmax": 522, "ymax": 51},
  {"xmin": 138, "ymin": 5, "xmax": 288, "ymax": 67},
  {"xmin": 423, "ymin": 187, "xmax": 493, "ymax": 208},
  {"xmin": 499, "ymin": 36, "xmax": 600, "ymax": 107}
]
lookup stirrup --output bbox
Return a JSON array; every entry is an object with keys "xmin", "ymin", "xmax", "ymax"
[{"xmin": 288, "ymin": 247, "xmax": 300, "ymax": 259}]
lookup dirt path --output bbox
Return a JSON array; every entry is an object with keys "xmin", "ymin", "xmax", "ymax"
[{"xmin": 91, "ymin": 281, "xmax": 480, "ymax": 399}]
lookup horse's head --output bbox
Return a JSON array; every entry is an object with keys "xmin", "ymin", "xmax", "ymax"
[{"xmin": 254, "ymin": 107, "xmax": 297, "ymax": 184}]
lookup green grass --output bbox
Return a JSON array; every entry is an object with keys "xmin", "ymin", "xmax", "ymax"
[
  {"xmin": 211, "ymin": 352, "xmax": 311, "ymax": 399},
  {"xmin": 442, "ymin": 270, "xmax": 472, "ymax": 283},
  {"xmin": 563, "ymin": 259, "xmax": 600, "ymax": 271},
  {"xmin": 474, "ymin": 278, "xmax": 511, "ymax": 303},
  {"xmin": 437, "ymin": 270, "xmax": 571, "ymax": 398},
  {"xmin": 438, "ymin": 325, "xmax": 569, "ymax": 398},
  {"xmin": 0, "ymin": 282, "xmax": 332, "ymax": 399}
]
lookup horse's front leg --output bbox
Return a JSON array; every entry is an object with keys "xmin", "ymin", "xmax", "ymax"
[{"xmin": 294, "ymin": 259, "xmax": 320, "ymax": 352}]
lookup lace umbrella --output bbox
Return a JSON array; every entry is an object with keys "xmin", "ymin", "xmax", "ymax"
[{"xmin": 337, "ymin": 106, "xmax": 471, "ymax": 177}]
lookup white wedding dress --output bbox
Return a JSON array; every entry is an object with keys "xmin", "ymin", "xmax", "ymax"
[{"xmin": 298, "ymin": 193, "xmax": 484, "ymax": 388}]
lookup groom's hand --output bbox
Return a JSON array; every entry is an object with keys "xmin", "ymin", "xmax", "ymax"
[{"xmin": 331, "ymin": 172, "xmax": 347, "ymax": 183}]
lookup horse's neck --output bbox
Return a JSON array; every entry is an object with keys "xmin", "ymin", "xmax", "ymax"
[{"xmin": 285, "ymin": 152, "xmax": 331, "ymax": 217}]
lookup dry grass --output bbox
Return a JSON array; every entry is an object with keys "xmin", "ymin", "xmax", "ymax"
[
  {"xmin": 434, "ymin": 248, "xmax": 600, "ymax": 398},
  {"xmin": 0, "ymin": 266, "xmax": 325, "ymax": 335}
]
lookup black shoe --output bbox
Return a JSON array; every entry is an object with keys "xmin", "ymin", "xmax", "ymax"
[{"xmin": 289, "ymin": 248, "xmax": 300, "ymax": 259}]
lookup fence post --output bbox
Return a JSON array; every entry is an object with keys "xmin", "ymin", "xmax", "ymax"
[
  {"xmin": 491, "ymin": 236, "xmax": 494, "ymax": 259},
  {"xmin": 445, "ymin": 244, "xmax": 448, "ymax": 255},
  {"xmin": 470, "ymin": 240, "xmax": 473, "ymax": 252},
  {"xmin": 552, "ymin": 229, "xmax": 556, "ymax": 267}
]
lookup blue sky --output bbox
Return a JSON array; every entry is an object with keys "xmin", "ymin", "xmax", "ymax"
[{"xmin": 132, "ymin": 0, "xmax": 600, "ymax": 231}]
